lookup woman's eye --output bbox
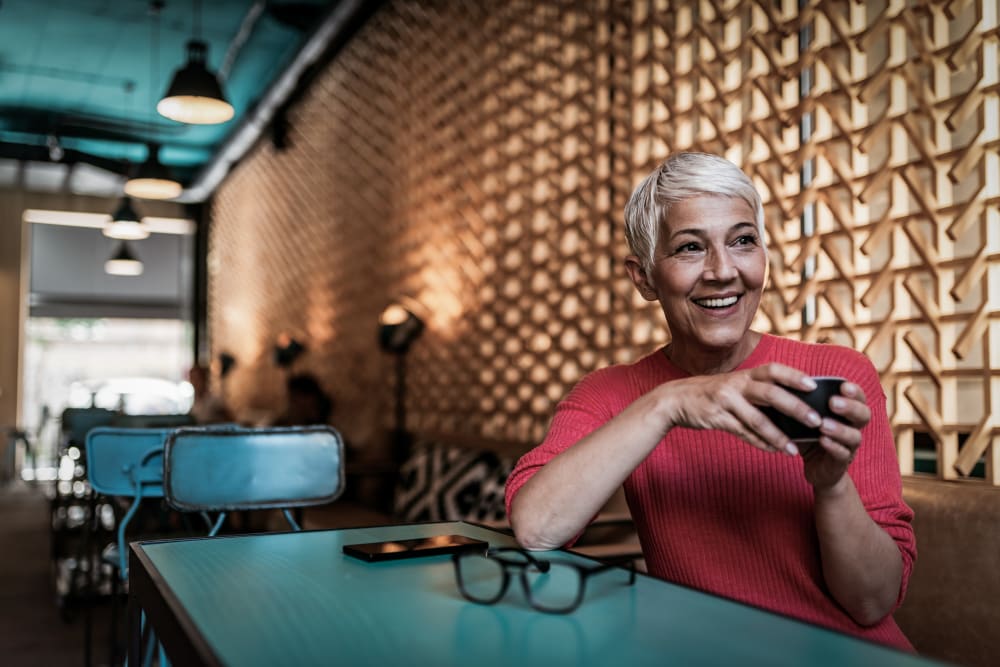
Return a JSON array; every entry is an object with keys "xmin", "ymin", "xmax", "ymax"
[
  {"xmin": 675, "ymin": 242, "xmax": 701, "ymax": 253},
  {"xmin": 734, "ymin": 234, "xmax": 758, "ymax": 246}
]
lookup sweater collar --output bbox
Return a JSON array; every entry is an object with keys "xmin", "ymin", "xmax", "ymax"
[{"xmin": 653, "ymin": 332, "xmax": 776, "ymax": 379}]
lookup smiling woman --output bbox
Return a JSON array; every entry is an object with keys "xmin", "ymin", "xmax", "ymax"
[{"xmin": 505, "ymin": 152, "xmax": 916, "ymax": 652}]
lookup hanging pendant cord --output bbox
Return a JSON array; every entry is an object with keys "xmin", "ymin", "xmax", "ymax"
[{"xmin": 193, "ymin": 0, "xmax": 201, "ymax": 42}]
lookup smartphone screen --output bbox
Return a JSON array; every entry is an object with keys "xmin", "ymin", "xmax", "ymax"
[{"xmin": 342, "ymin": 534, "xmax": 488, "ymax": 562}]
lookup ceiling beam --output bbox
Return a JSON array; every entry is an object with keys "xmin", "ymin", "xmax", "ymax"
[
  {"xmin": 0, "ymin": 106, "xmax": 190, "ymax": 147},
  {"xmin": 0, "ymin": 141, "xmax": 127, "ymax": 175}
]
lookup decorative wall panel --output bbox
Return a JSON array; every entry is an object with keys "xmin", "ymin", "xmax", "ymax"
[{"xmin": 210, "ymin": 0, "xmax": 999, "ymax": 481}]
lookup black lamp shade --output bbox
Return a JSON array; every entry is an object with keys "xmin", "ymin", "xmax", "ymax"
[
  {"xmin": 104, "ymin": 197, "xmax": 150, "ymax": 240},
  {"xmin": 157, "ymin": 40, "xmax": 235, "ymax": 125},
  {"xmin": 112, "ymin": 197, "xmax": 140, "ymax": 223},
  {"xmin": 124, "ymin": 144, "xmax": 183, "ymax": 199},
  {"xmin": 104, "ymin": 241, "xmax": 143, "ymax": 276},
  {"xmin": 379, "ymin": 306, "xmax": 424, "ymax": 353}
]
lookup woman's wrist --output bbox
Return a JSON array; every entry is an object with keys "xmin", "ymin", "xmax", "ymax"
[
  {"xmin": 646, "ymin": 382, "xmax": 679, "ymax": 435},
  {"xmin": 812, "ymin": 473, "xmax": 852, "ymax": 500}
]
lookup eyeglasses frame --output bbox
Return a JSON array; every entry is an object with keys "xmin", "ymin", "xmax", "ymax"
[{"xmin": 452, "ymin": 546, "xmax": 637, "ymax": 614}]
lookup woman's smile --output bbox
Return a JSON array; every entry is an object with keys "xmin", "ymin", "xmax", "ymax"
[{"xmin": 691, "ymin": 293, "xmax": 741, "ymax": 310}]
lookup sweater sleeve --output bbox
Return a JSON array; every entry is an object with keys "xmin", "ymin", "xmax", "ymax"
[
  {"xmin": 504, "ymin": 366, "xmax": 621, "ymax": 522},
  {"xmin": 844, "ymin": 348, "xmax": 917, "ymax": 610}
]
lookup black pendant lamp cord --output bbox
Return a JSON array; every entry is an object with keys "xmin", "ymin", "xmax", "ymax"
[
  {"xmin": 124, "ymin": 80, "xmax": 134, "ymax": 142},
  {"xmin": 151, "ymin": 1, "xmax": 159, "ymax": 119},
  {"xmin": 150, "ymin": 1, "xmax": 161, "ymax": 160}
]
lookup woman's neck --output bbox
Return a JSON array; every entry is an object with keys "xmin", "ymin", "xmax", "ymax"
[{"xmin": 664, "ymin": 331, "xmax": 763, "ymax": 376}]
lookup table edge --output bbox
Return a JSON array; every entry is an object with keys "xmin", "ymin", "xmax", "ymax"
[{"xmin": 130, "ymin": 542, "xmax": 224, "ymax": 667}]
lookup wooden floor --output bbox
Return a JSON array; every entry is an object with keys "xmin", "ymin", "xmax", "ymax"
[{"xmin": 0, "ymin": 481, "xmax": 115, "ymax": 667}]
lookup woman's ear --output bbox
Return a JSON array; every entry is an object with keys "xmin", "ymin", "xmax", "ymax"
[{"xmin": 624, "ymin": 255, "xmax": 658, "ymax": 301}]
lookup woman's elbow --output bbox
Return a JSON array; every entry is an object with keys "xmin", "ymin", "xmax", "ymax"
[
  {"xmin": 513, "ymin": 531, "xmax": 551, "ymax": 552},
  {"xmin": 508, "ymin": 508, "xmax": 562, "ymax": 552},
  {"xmin": 509, "ymin": 517, "xmax": 548, "ymax": 551},
  {"xmin": 845, "ymin": 597, "xmax": 895, "ymax": 627}
]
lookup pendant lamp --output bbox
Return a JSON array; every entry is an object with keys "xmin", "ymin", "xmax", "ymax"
[
  {"xmin": 127, "ymin": 6, "xmax": 184, "ymax": 199},
  {"xmin": 124, "ymin": 144, "xmax": 183, "ymax": 200},
  {"xmin": 158, "ymin": 0, "xmax": 234, "ymax": 127},
  {"xmin": 105, "ymin": 241, "xmax": 144, "ymax": 276},
  {"xmin": 104, "ymin": 197, "xmax": 150, "ymax": 240}
]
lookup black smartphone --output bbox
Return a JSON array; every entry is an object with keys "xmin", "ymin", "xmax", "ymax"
[{"xmin": 342, "ymin": 534, "xmax": 489, "ymax": 562}]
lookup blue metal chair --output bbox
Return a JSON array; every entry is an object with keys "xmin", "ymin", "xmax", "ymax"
[
  {"xmin": 85, "ymin": 426, "xmax": 171, "ymax": 664},
  {"xmin": 86, "ymin": 424, "xmax": 247, "ymax": 666},
  {"xmin": 85, "ymin": 427, "xmax": 170, "ymax": 574},
  {"xmin": 163, "ymin": 425, "xmax": 345, "ymax": 536},
  {"xmin": 85, "ymin": 426, "xmax": 173, "ymax": 666}
]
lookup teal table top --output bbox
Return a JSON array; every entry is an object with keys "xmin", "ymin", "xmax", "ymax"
[{"xmin": 133, "ymin": 521, "xmax": 942, "ymax": 667}]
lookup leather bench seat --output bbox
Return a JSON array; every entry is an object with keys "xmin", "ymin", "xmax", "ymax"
[{"xmin": 895, "ymin": 476, "xmax": 1000, "ymax": 667}]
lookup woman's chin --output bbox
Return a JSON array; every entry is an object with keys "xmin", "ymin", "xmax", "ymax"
[{"xmin": 683, "ymin": 325, "xmax": 751, "ymax": 350}]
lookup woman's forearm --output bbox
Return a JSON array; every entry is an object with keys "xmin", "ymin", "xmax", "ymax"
[
  {"xmin": 511, "ymin": 363, "xmax": 821, "ymax": 551},
  {"xmin": 509, "ymin": 386, "xmax": 675, "ymax": 550},
  {"xmin": 813, "ymin": 476, "xmax": 903, "ymax": 626}
]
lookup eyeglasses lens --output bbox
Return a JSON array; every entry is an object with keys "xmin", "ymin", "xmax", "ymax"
[
  {"xmin": 457, "ymin": 554, "xmax": 506, "ymax": 602},
  {"xmin": 524, "ymin": 563, "xmax": 580, "ymax": 612}
]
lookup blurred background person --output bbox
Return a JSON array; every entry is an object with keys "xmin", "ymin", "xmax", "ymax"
[
  {"xmin": 187, "ymin": 364, "xmax": 233, "ymax": 424},
  {"xmin": 274, "ymin": 373, "xmax": 333, "ymax": 426}
]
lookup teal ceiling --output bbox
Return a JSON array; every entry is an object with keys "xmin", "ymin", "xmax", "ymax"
[{"xmin": 0, "ymin": 0, "xmax": 341, "ymax": 187}]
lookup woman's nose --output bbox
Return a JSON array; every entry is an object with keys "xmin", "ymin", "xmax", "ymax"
[{"xmin": 703, "ymin": 248, "xmax": 737, "ymax": 281}]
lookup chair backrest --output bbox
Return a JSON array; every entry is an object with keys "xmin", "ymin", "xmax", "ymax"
[
  {"xmin": 85, "ymin": 427, "xmax": 173, "ymax": 577},
  {"xmin": 62, "ymin": 407, "xmax": 117, "ymax": 447},
  {"xmin": 110, "ymin": 413, "xmax": 197, "ymax": 429},
  {"xmin": 85, "ymin": 427, "xmax": 171, "ymax": 498},
  {"xmin": 164, "ymin": 425, "xmax": 345, "ymax": 516}
]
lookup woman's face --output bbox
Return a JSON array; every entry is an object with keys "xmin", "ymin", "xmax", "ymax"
[{"xmin": 626, "ymin": 195, "xmax": 767, "ymax": 360}]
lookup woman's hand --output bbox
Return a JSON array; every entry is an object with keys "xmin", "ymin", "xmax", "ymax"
[
  {"xmin": 663, "ymin": 363, "xmax": 823, "ymax": 456},
  {"xmin": 800, "ymin": 382, "xmax": 871, "ymax": 491}
]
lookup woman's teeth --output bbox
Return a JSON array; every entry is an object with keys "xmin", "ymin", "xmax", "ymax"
[{"xmin": 695, "ymin": 295, "xmax": 739, "ymax": 308}]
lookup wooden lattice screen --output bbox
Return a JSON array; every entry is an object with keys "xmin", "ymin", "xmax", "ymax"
[{"xmin": 210, "ymin": 0, "xmax": 1000, "ymax": 482}]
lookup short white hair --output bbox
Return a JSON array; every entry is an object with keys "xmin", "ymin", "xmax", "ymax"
[{"xmin": 624, "ymin": 152, "xmax": 764, "ymax": 275}]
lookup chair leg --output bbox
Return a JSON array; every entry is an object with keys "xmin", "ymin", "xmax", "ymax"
[
  {"xmin": 65, "ymin": 487, "xmax": 96, "ymax": 618},
  {"xmin": 82, "ymin": 491, "xmax": 100, "ymax": 666},
  {"xmin": 142, "ymin": 636, "xmax": 154, "ymax": 667},
  {"xmin": 110, "ymin": 572, "xmax": 121, "ymax": 666},
  {"xmin": 84, "ymin": 596, "xmax": 93, "ymax": 667},
  {"xmin": 140, "ymin": 614, "xmax": 157, "ymax": 667}
]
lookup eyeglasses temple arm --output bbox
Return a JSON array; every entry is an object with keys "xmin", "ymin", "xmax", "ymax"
[
  {"xmin": 586, "ymin": 559, "xmax": 637, "ymax": 584},
  {"xmin": 486, "ymin": 547, "xmax": 552, "ymax": 572}
]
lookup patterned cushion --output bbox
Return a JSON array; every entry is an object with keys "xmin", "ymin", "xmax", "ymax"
[{"xmin": 393, "ymin": 442, "xmax": 514, "ymax": 524}]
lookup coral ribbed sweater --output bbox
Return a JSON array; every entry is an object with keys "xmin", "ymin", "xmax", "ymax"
[{"xmin": 506, "ymin": 334, "xmax": 916, "ymax": 650}]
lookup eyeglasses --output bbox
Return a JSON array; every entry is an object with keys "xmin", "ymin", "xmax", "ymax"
[{"xmin": 452, "ymin": 547, "xmax": 636, "ymax": 614}]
